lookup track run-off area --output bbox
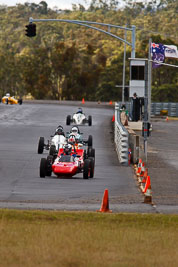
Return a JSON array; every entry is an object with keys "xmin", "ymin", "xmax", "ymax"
[{"xmin": 0, "ymin": 101, "xmax": 178, "ymax": 214}]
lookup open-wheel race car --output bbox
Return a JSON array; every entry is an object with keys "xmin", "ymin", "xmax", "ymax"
[
  {"xmin": 66, "ymin": 108, "xmax": 92, "ymax": 126},
  {"xmin": 37, "ymin": 125, "xmax": 67, "ymax": 155},
  {"xmin": 1, "ymin": 93, "xmax": 22, "ymax": 105},
  {"xmin": 39, "ymin": 144, "xmax": 95, "ymax": 179}
]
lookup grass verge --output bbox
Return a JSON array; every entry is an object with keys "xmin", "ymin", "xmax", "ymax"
[{"xmin": 0, "ymin": 209, "xmax": 178, "ymax": 267}]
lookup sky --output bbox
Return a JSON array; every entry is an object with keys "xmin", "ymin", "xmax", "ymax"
[{"xmin": 0, "ymin": 0, "xmax": 89, "ymax": 10}]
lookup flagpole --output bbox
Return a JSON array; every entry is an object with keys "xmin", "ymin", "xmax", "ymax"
[{"xmin": 148, "ymin": 38, "xmax": 152, "ymax": 122}]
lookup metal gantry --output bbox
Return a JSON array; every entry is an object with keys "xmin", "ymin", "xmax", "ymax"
[{"xmin": 29, "ymin": 17, "xmax": 136, "ymax": 58}]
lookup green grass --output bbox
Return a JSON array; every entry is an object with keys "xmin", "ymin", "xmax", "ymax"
[{"xmin": 0, "ymin": 209, "xmax": 178, "ymax": 267}]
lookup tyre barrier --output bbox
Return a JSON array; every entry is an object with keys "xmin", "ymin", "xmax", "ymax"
[{"xmin": 134, "ymin": 158, "xmax": 152, "ymax": 204}]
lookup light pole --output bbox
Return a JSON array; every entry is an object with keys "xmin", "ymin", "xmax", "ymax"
[{"xmin": 122, "ymin": 26, "xmax": 127, "ymax": 103}]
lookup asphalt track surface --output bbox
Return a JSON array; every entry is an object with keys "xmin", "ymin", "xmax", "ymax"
[
  {"xmin": 147, "ymin": 117, "xmax": 178, "ymax": 207},
  {"xmin": 0, "ymin": 102, "xmax": 178, "ymax": 214}
]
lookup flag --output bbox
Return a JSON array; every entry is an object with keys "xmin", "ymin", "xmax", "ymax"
[
  {"xmin": 164, "ymin": 45, "xmax": 178, "ymax": 59},
  {"xmin": 151, "ymin": 43, "xmax": 165, "ymax": 68}
]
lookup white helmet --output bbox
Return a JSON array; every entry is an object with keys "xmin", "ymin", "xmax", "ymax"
[{"xmin": 71, "ymin": 126, "xmax": 79, "ymax": 134}]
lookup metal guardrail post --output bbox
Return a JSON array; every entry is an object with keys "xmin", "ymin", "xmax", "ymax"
[{"xmin": 114, "ymin": 103, "xmax": 129, "ymax": 166}]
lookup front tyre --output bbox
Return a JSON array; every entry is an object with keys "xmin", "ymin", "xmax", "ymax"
[
  {"xmin": 88, "ymin": 147, "xmax": 95, "ymax": 158},
  {"xmin": 40, "ymin": 158, "xmax": 47, "ymax": 178},
  {"xmin": 88, "ymin": 115, "xmax": 92, "ymax": 126},
  {"xmin": 88, "ymin": 135, "xmax": 93, "ymax": 147},
  {"xmin": 83, "ymin": 159, "xmax": 90, "ymax": 179},
  {"xmin": 46, "ymin": 155, "xmax": 53, "ymax": 176},
  {"xmin": 38, "ymin": 137, "xmax": 45, "ymax": 154}
]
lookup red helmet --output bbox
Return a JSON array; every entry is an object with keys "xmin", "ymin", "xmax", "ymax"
[{"xmin": 68, "ymin": 134, "xmax": 76, "ymax": 143}]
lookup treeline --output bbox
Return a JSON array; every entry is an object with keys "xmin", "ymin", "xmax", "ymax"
[{"xmin": 0, "ymin": 0, "xmax": 177, "ymax": 101}]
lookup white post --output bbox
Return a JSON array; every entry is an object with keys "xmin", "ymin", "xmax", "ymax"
[{"xmin": 122, "ymin": 27, "xmax": 127, "ymax": 103}]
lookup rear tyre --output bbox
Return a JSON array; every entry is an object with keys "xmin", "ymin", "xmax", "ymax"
[
  {"xmin": 18, "ymin": 99, "xmax": 23, "ymax": 105},
  {"xmin": 46, "ymin": 155, "xmax": 53, "ymax": 176},
  {"xmin": 40, "ymin": 158, "xmax": 47, "ymax": 178},
  {"xmin": 88, "ymin": 157, "xmax": 95, "ymax": 178},
  {"xmin": 88, "ymin": 115, "xmax": 92, "ymax": 126},
  {"xmin": 88, "ymin": 135, "xmax": 93, "ymax": 147},
  {"xmin": 83, "ymin": 159, "xmax": 90, "ymax": 179},
  {"xmin": 66, "ymin": 115, "xmax": 71, "ymax": 125},
  {"xmin": 38, "ymin": 137, "xmax": 44, "ymax": 154}
]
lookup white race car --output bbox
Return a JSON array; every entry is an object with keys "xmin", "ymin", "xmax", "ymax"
[
  {"xmin": 66, "ymin": 108, "xmax": 92, "ymax": 126},
  {"xmin": 37, "ymin": 126, "xmax": 67, "ymax": 155}
]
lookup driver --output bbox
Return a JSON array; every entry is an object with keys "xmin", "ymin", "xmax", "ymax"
[
  {"xmin": 70, "ymin": 126, "xmax": 80, "ymax": 134},
  {"xmin": 70, "ymin": 126, "xmax": 81, "ymax": 142},
  {"xmin": 61, "ymin": 144, "xmax": 77, "ymax": 159},
  {"xmin": 54, "ymin": 126, "xmax": 65, "ymax": 136},
  {"xmin": 76, "ymin": 108, "xmax": 83, "ymax": 114},
  {"xmin": 63, "ymin": 144, "xmax": 72, "ymax": 155},
  {"xmin": 68, "ymin": 133, "xmax": 76, "ymax": 144}
]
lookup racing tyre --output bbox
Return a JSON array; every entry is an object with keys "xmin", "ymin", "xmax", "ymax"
[
  {"xmin": 40, "ymin": 158, "xmax": 47, "ymax": 178},
  {"xmin": 88, "ymin": 135, "xmax": 93, "ymax": 147},
  {"xmin": 83, "ymin": 159, "xmax": 90, "ymax": 179},
  {"xmin": 49, "ymin": 145, "xmax": 56, "ymax": 156},
  {"xmin": 38, "ymin": 137, "xmax": 45, "ymax": 154},
  {"xmin": 88, "ymin": 157, "xmax": 95, "ymax": 178},
  {"xmin": 88, "ymin": 115, "xmax": 92, "ymax": 126},
  {"xmin": 88, "ymin": 147, "xmax": 95, "ymax": 158},
  {"xmin": 46, "ymin": 155, "xmax": 53, "ymax": 176},
  {"xmin": 6, "ymin": 98, "xmax": 8, "ymax": 105},
  {"xmin": 66, "ymin": 115, "xmax": 71, "ymax": 125},
  {"xmin": 83, "ymin": 150, "xmax": 87, "ymax": 160},
  {"xmin": 18, "ymin": 99, "xmax": 23, "ymax": 105}
]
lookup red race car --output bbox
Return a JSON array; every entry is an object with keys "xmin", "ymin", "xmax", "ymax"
[{"xmin": 39, "ymin": 144, "xmax": 95, "ymax": 179}]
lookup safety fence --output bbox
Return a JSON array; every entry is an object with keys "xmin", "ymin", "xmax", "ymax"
[
  {"xmin": 117, "ymin": 101, "xmax": 178, "ymax": 117},
  {"xmin": 114, "ymin": 103, "xmax": 129, "ymax": 166}
]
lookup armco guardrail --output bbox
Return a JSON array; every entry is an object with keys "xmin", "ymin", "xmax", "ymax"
[
  {"xmin": 151, "ymin": 102, "xmax": 178, "ymax": 117},
  {"xmin": 114, "ymin": 103, "xmax": 129, "ymax": 166},
  {"xmin": 117, "ymin": 102, "xmax": 178, "ymax": 117}
]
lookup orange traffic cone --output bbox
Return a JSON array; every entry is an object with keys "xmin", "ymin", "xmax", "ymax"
[
  {"xmin": 166, "ymin": 116, "xmax": 168, "ymax": 122},
  {"xmin": 144, "ymin": 184, "xmax": 152, "ymax": 204},
  {"xmin": 143, "ymin": 175, "xmax": 151, "ymax": 193},
  {"xmin": 140, "ymin": 168, "xmax": 148, "ymax": 191},
  {"xmin": 97, "ymin": 189, "xmax": 112, "ymax": 212},
  {"xmin": 140, "ymin": 162, "xmax": 145, "ymax": 177},
  {"xmin": 112, "ymin": 114, "xmax": 115, "ymax": 122},
  {"xmin": 82, "ymin": 98, "xmax": 85, "ymax": 104},
  {"xmin": 109, "ymin": 100, "xmax": 112, "ymax": 105},
  {"xmin": 141, "ymin": 168, "xmax": 148, "ymax": 184},
  {"xmin": 138, "ymin": 158, "xmax": 142, "ymax": 166}
]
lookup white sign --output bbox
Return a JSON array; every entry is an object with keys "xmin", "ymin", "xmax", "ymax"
[{"xmin": 165, "ymin": 45, "xmax": 178, "ymax": 59}]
